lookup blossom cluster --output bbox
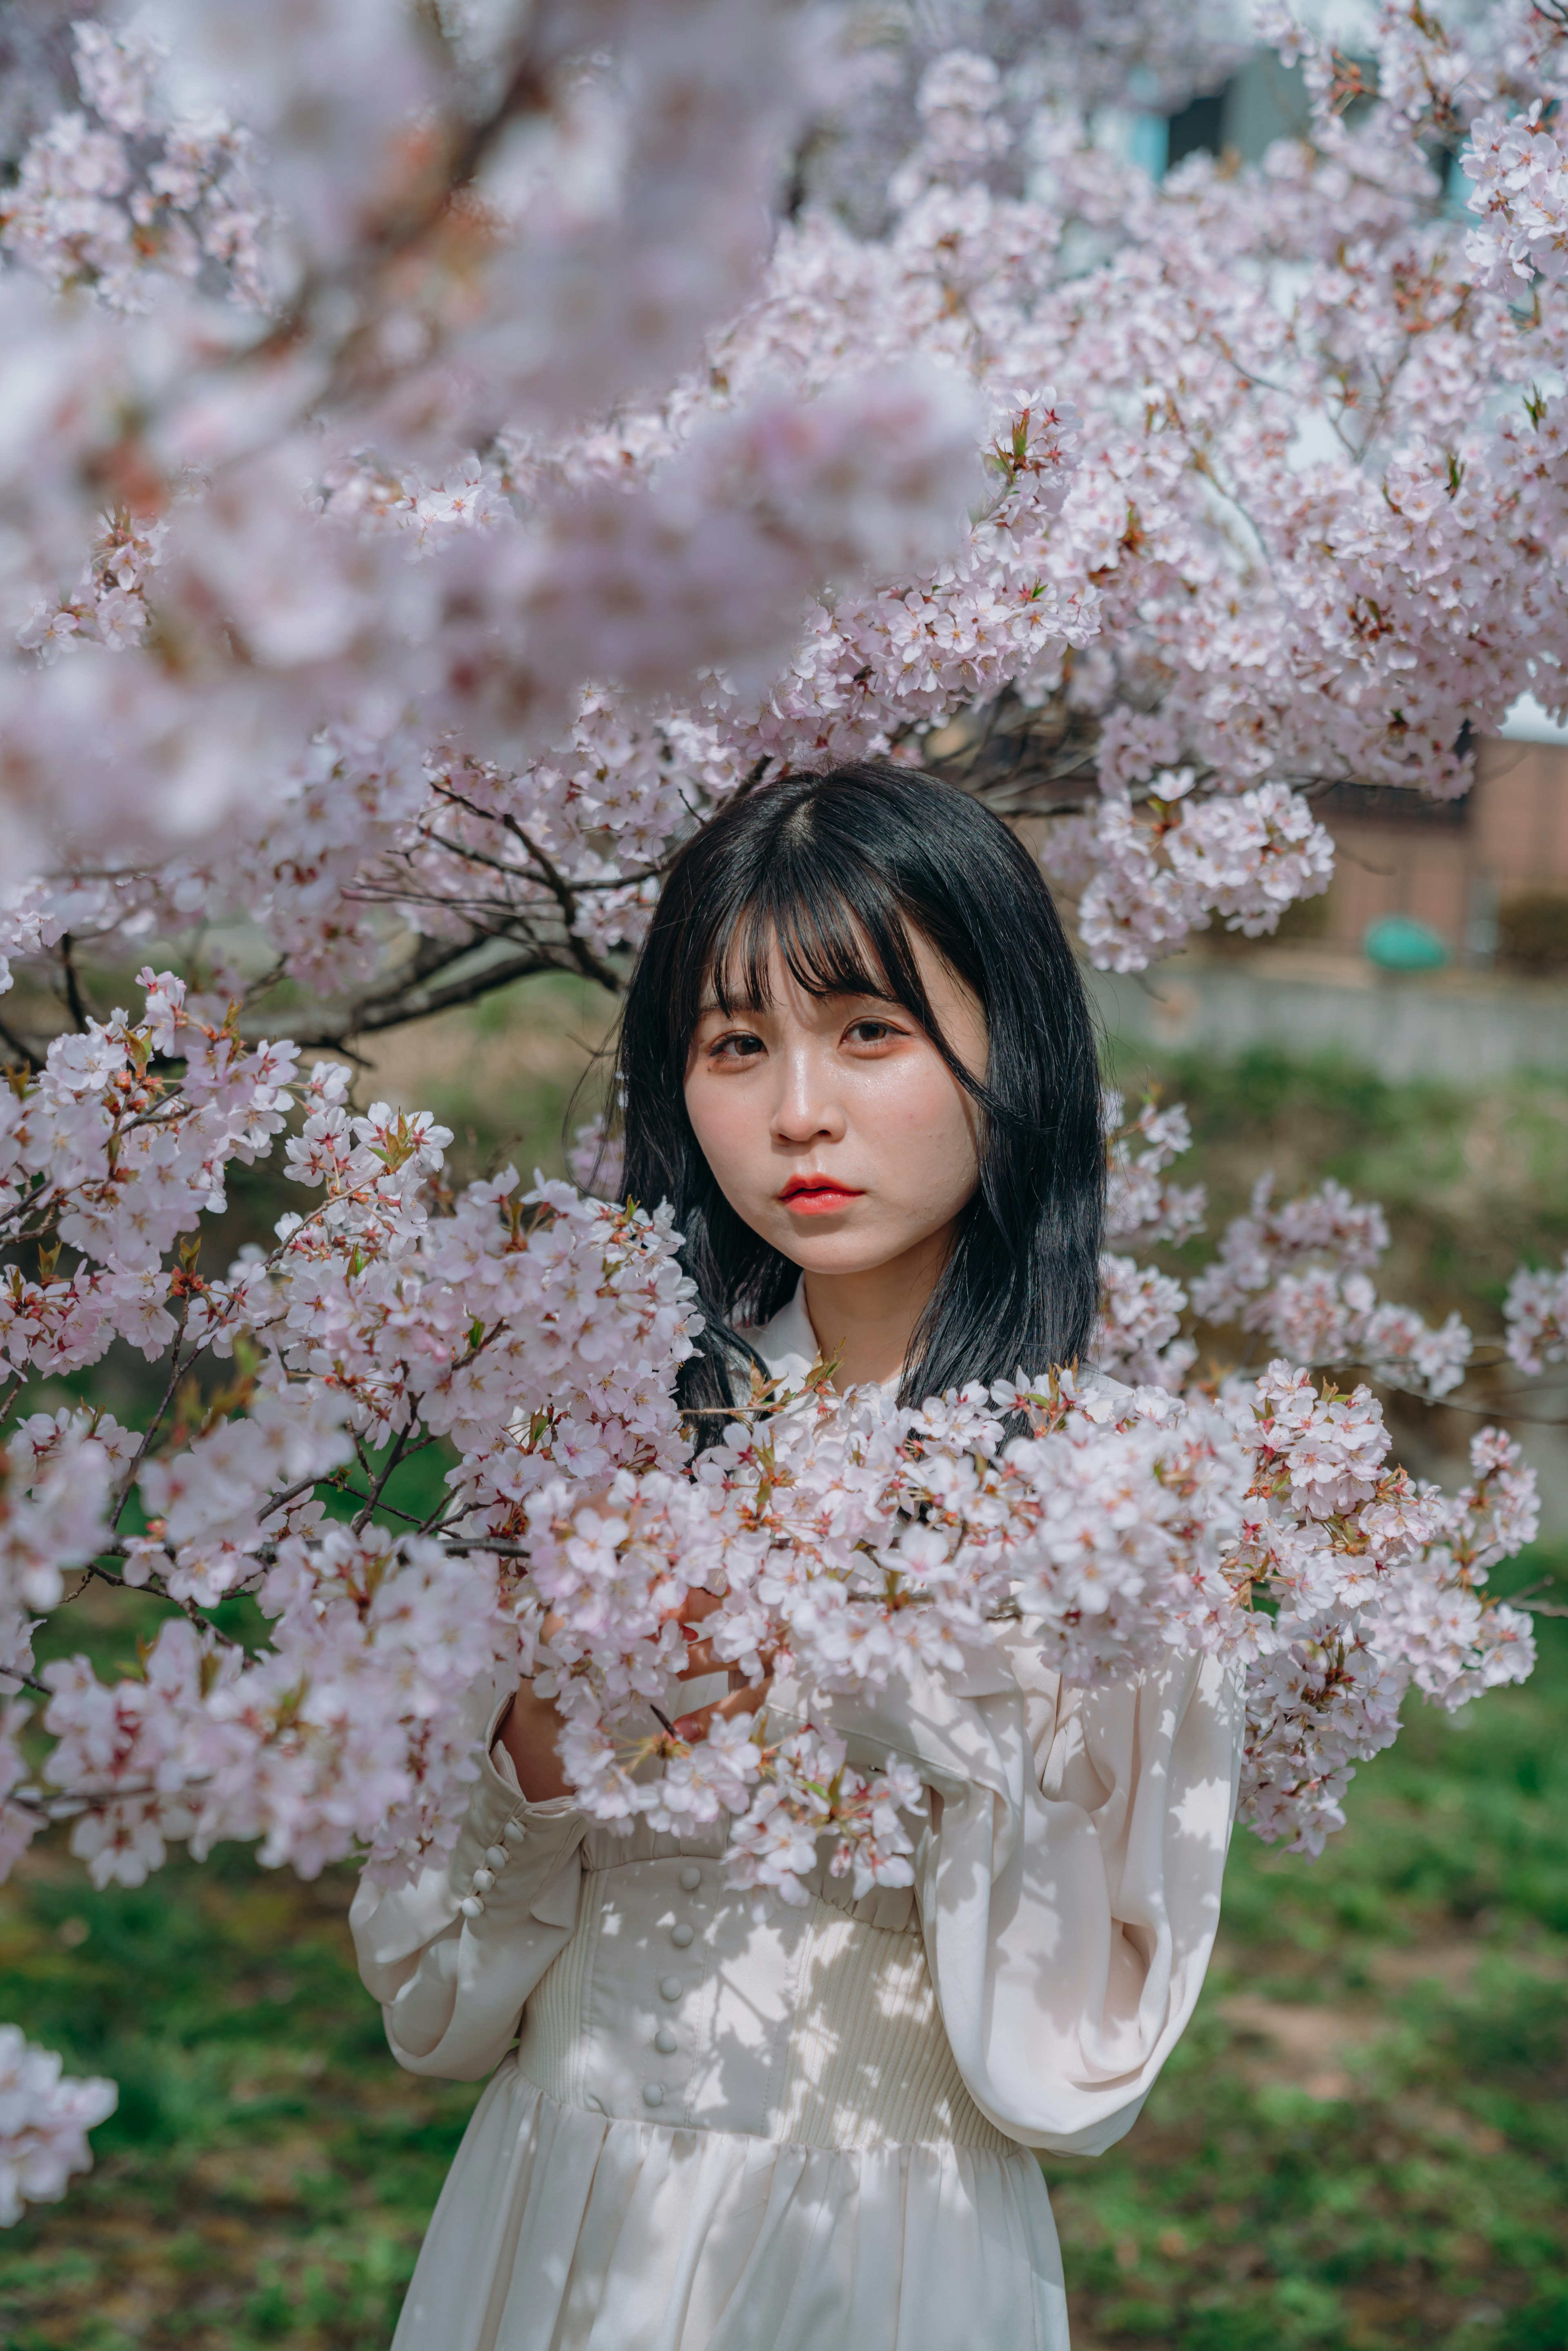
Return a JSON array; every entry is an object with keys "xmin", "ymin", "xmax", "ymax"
[
  {"xmin": 0, "ymin": 2026, "xmax": 116, "ymax": 2228},
  {"xmin": 1096, "ymin": 1092, "xmax": 1474, "ymax": 1403},
  {"xmin": 1503, "ymin": 1254, "xmax": 1568, "ymax": 1378},
  {"xmin": 9, "ymin": 1, "xmax": 1568, "ymax": 1022},
  {"xmin": 0, "ymin": 19, "xmax": 271, "ymax": 314},
  {"xmin": 1055, "ymin": 775, "xmax": 1336, "ymax": 975},
  {"xmin": 513, "ymin": 1352, "xmax": 1536, "ymax": 1885},
  {"xmin": 1463, "ymin": 105, "xmax": 1568, "ymax": 290},
  {"xmin": 1225, "ymin": 1369, "xmax": 1536, "ymax": 1850}
]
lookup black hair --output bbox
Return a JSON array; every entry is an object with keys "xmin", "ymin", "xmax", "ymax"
[{"xmin": 612, "ymin": 760, "xmax": 1104, "ymax": 1422}]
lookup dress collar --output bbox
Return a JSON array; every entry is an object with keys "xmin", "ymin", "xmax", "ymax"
[
  {"xmin": 737, "ymin": 1277, "xmax": 820, "ymax": 1385},
  {"xmin": 737, "ymin": 1278, "xmax": 900, "ymax": 1398}
]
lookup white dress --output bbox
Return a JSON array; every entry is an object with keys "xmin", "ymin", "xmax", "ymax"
[{"xmin": 351, "ymin": 1287, "xmax": 1244, "ymax": 2351}]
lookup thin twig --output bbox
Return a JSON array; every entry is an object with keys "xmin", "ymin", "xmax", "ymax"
[
  {"xmin": 499, "ymin": 816, "xmax": 626, "ymax": 995},
  {"xmin": 337, "ymin": 1486, "xmax": 435, "ymax": 1531},
  {"xmin": 353, "ymin": 1421, "xmax": 419, "ymax": 1534},
  {"xmin": 0, "ymin": 1662, "xmax": 51, "ymax": 1699},
  {"xmin": 111, "ymin": 1345, "xmax": 195, "ymax": 1530},
  {"xmin": 58, "ymin": 935, "xmax": 91, "ymax": 1035},
  {"xmin": 0, "ymin": 1012, "xmax": 44, "ymax": 1074}
]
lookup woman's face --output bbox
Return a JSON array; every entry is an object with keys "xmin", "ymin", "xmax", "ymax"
[{"xmin": 683, "ymin": 931, "xmax": 987, "ymax": 1286}]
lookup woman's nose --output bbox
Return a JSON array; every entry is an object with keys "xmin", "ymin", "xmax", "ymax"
[{"xmin": 770, "ymin": 1044, "xmax": 845, "ymax": 1145}]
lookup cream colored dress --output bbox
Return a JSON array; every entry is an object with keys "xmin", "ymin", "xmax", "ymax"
[{"xmin": 351, "ymin": 1288, "xmax": 1244, "ymax": 2351}]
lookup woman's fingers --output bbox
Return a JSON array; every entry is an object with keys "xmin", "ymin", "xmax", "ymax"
[
  {"xmin": 674, "ymin": 1633, "xmax": 731, "ymax": 1679},
  {"xmin": 664, "ymin": 1588, "xmax": 777, "ymax": 1706},
  {"xmin": 669, "ymin": 1589, "xmax": 737, "ymax": 1679},
  {"xmin": 673, "ymin": 1588, "xmax": 723, "ymax": 1627},
  {"xmin": 672, "ymin": 1676, "xmax": 772, "ymax": 1743}
]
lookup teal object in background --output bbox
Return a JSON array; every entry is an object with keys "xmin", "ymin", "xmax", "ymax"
[{"xmin": 1363, "ymin": 914, "xmax": 1450, "ymax": 971}]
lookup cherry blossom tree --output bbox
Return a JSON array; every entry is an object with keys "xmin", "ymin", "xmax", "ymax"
[{"xmin": 2, "ymin": 0, "xmax": 1568, "ymax": 2219}]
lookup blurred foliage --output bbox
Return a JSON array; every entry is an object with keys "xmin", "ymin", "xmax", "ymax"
[
  {"xmin": 2, "ymin": 1014, "xmax": 1566, "ymax": 2348},
  {"xmin": 351, "ymin": 972, "xmax": 618, "ymax": 1192}
]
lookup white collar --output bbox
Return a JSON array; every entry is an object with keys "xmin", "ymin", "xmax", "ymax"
[
  {"xmin": 737, "ymin": 1277, "xmax": 900, "ymax": 1398},
  {"xmin": 737, "ymin": 1277, "xmax": 820, "ymax": 1385}
]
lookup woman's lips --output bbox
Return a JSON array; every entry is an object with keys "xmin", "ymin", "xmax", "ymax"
[{"xmin": 779, "ymin": 1179, "xmax": 864, "ymax": 1215}]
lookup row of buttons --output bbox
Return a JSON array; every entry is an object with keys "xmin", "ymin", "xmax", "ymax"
[
  {"xmin": 643, "ymin": 1863, "xmax": 703, "ymax": 2109},
  {"xmin": 459, "ymin": 1814, "xmax": 528, "ymax": 1919}
]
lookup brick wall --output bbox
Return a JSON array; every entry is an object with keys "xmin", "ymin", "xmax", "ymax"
[{"xmin": 1313, "ymin": 741, "xmax": 1568, "ymax": 959}]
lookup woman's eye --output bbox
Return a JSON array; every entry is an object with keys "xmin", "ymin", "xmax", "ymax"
[
  {"xmin": 845, "ymin": 1019, "xmax": 899, "ymax": 1046},
  {"xmin": 709, "ymin": 1032, "xmax": 764, "ymax": 1062}
]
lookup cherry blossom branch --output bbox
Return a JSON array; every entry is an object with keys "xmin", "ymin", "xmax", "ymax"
[{"xmin": 0, "ymin": 1665, "xmax": 50, "ymax": 1700}]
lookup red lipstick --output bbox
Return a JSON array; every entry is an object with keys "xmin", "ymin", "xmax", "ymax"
[{"xmin": 779, "ymin": 1175, "xmax": 864, "ymax": 1215}]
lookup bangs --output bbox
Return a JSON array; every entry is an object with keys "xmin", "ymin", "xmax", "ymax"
[{"xmin": 691, "ymin": 818, "xmax": 956, "ymax": 1054}]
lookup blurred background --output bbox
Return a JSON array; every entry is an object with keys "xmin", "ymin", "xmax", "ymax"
[{"xmin": 4, "ymin": 19, "xmax": 1568, "ymax": 2350}]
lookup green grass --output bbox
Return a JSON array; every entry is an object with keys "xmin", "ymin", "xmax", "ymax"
[{"xmin": 0, "ymin": 1840, "xmax": 476, "ymax": 2351}]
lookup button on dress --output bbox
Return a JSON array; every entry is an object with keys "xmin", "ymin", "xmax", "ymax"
[{"xmin": 351, "ymin": 1288, "xmax": 1244, "ymax": 2351}]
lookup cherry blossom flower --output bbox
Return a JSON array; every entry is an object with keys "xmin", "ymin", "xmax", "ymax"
[
  {"xmin": 0, "ymin": 2028, "xmax": 117, "ymax": 2227},
  {"xmin": 1503, "ymin": 1255, "xmax": 1568, "ymax": 1377}
]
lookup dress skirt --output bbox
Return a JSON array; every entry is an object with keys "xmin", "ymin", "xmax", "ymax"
[{"xmin": 392, "ymin": 2055, "xmax": 1069, "ymax": 2351}]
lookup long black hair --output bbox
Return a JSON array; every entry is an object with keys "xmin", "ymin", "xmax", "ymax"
[{"xmin": 613, "ymin": 761, "xmax": 1103, "ymax": 1418}]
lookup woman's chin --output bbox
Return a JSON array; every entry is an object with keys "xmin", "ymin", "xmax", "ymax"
[{"xmin": 768, "ymin": 1226, "xmax": 906, "ymax": 1276}]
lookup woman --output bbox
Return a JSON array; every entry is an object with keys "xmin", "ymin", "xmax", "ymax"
[{"xmin": 351, "ymin": 763, "xmax": 1243, "ymax": 2351}]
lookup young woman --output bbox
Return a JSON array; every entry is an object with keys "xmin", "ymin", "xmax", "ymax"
[{"xmin": 351, "ymin": 763, "xmax": 1243, "ymax": 2351}]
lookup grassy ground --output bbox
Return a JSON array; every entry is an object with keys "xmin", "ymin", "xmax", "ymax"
[{"xmin": 2, "ymin": 998, "xmax": 1566, "ymax": 2350}]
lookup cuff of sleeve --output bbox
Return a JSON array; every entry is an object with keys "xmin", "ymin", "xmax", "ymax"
[
  {"xmin": 437, "ymin": 1692, "xmax": 589, "ymax": 1932},
  {"xmin": 486, "ymin": 1725, "xmax": 581, "ymax": 1816}
]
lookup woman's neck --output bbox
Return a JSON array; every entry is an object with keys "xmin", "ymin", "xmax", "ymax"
[{"xmin": 800, "ymin": 1224, "xmax": 956, "ymax": 1391}]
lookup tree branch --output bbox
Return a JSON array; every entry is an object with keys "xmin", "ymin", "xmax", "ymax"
[
  {"xmin": 273, "ymin": 945, "xmax": 598, "ymax": 1050},
  {"xmin": 499, "ymin": 818, "xmax": 626, "ymax": 994},
  {"xmin": 0, "ymin": 1011, "xmax": 45, "ymax": 1076},
  {"xmin": 0, "ymin": 1661, "xmax": 51, "ymax": 1700},
  {"xmin": 58, "ymin": 934, "xmax": 91, "ymax": 1034},
  {"xmin": 352, "ymin": 1420, "xmax": 423, "ymax": 1535}
]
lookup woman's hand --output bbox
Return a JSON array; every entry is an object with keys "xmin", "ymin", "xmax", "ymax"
[
  {"xmin": 495, "ymin": 1617, "xmax": 575, "ymax": 1803},
  {"xmin": 495, "ymin": 1592, "xmax": 772, "ymax": 1804},
  {"xmin": 668, "ymin": 1587, "xmax": 773, "ymax": 1741}
]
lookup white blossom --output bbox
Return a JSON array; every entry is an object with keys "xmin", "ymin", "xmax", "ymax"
[
  {"xmin": 1503, "ymin": 1254, "xmax": 1568, "ymax": 1376},
  {"xmin": 0, "ymin": 2028, "xmax": 117, "ymax": 2228}
]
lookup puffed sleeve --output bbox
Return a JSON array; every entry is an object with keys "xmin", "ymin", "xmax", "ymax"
[
  {"xmin": 768, "ymin": 1629, "xmax": 1243, "ymax": 2156},
  {"xmin": 348, "ymin": 1670, "xmax": 589, "ymax": 2081}
]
